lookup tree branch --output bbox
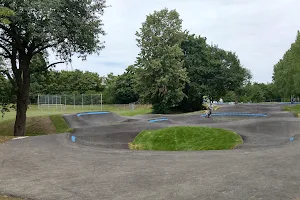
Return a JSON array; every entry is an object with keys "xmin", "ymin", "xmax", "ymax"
[
  {"xmin": 0, "ymin": 43, "xmax": 12, "ymax": 58},
  {"xmin": 0, "ymin": 53, "xmax": 11, "ymax": 59},
  {"xmin": 33, "ymin": 43, "xmax": 57, "ymax": 54},
  {"xmin": 46, "ymin": 61, "xmax": 64, "ymax": 69},
  {"xmin": 31, "ymin": 61, "xmax": 65, "ymax": 74},
  {"xmin": 0, "ymin": 36, "xmax": 12, "ymax": 45},
  {"xmin": 0, "ymin": 24, "xmax": 24, "ymax": 53}
]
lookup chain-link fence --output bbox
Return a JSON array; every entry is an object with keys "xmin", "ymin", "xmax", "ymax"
[
  {"xmin": 37, "ymin": 94, "xmax": 103, "ymax": 110},
  {"xmin": 37, "ymin": 94, "xmax": 139, "ymax": 111}
]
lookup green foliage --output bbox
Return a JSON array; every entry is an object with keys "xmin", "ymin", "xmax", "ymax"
[
  {"xmin": 0, "ymin": 116, "xmax": 57, "ymax": 136},
  {"xmin": 129, "ymin": 126, "xmax": 243, "ymax": 151},
  {"xmin": 0, "ymin": 115, "xmax": 71, "ymax": 136},
  {"xmin": 0, "ymin": 6, "xmax": 15, "ymax": 24},
  {"xmin": 101, "ymin": 73, "xmax": 117, "ymax": 104},
  {"xmin": 0, "ymin": 74, "xmax": 12, "ymax": 103},
  {"xmin": 30, "ymin": 69, "xmax": 105, "ymax": 103},
  {"xmin": 283, "ymin": 105, "xmax": 300, "ymax": 117},
  {"xmin": 49, "ymin": 115, "xmax": 72, "ymax": 133},
  {"xmin": 102, "ymin": 66, "xmax": 139, "ymax": 104},
  {"xmin": 175, "ymin": 33, "xmax": 250, "ymax": 110},
  {"xmin": 135, "ymin": 8, "xmax": 189, "ymax": 113},
  {"xmin": 273, "ymin": 31, "xmax": 300, "ymax": 98},
  {"xmin": 223, "ymin": 91, "xmax": 236, "ymax": 102},
  {"xmin": 0, "ymin": 0, "xmax": 107, "ymax": 60},
  {"xmin": 0, "ymin": 73, "xmax": 13, "ymax": 118},
  {"xmin": 175, "ymin": 33, "xmax": 208, "ymax": 112},
  {"xmin": 205, "ymin": 46, "xmax": 251, "ymax": 101},
  {"xmin": 235, "ymin": 82, "xmax": 281, "ymax": 103}
]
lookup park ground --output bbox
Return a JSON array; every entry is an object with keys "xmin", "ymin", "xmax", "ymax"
[
  {"xmin": 1, "ymin": 103, "xmax": 300, "ymax": 200},
  {"xmin": 0, "ymin": 104, "xmax": 153, "ymax": 143}
]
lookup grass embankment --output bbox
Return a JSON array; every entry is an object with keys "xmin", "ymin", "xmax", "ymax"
[
  {"xmin": 0, "ymin": 195, "xmax": 24, "ymax": 200},
  {"xmin": 0, "ymin": 105, "xmax": 152, "ymax": 143},
  {"xmin": 283, "ymin": 105, "xmax": 300, "ymax": 116},
  {"xmin": 1, "ymin": 104, "xmax": 152, "ymax": 122},
  {"xmin": 49, "ymin": 115, "xmax": 73, "ymax": 133},
  {"xmin": 0, "ymin": 115, "xmax": 71, "ymax": 144},
  {"xmin": 129, "ymin": 126, "xmax": 243, "ymax": 151}
]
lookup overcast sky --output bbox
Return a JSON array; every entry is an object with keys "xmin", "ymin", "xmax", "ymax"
[{"xmin": 49, "ymin": 0, "xmax": 300, "ymax": 83}]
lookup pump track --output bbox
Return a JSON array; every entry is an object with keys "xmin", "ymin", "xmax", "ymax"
[{"xmin": 1, "ymin": 103, "xmax": 300, "ymax": 200}]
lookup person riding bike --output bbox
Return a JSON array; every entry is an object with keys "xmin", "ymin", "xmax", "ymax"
[{"xmin": 205, "ymin": 103, "xmax": 213, "ymax": 118}]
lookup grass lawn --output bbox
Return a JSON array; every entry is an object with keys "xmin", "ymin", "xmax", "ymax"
[
  {"xmin": 0, "ymin": 104, "xmax": 152, "ymax": 122},
  {"xmin": 0, "ymin": 116, "xmax": 56, "ymax": 137},
  {"xmin": 0, "ymin": 195, "xmax": 24, "ymax": 200},
  {"xmin": 129, "ymin": 126, "xmax": 243, "ymax": 151},
  {"xmin": 0, "ymin": 115, "xmax": 72, "ymax": 143},
  {"xmin": 283, "ymin": 105, "xmax": 300, "ymax": 116},
  {"xmin": 49, "ymin": 115, "xmax": 73, "ymax": 133},
  {"xmin": 0, "ymin": 104, "xmax": 152, "ymax": 143},
  {"xmin": 0, "ymin": 136, "xmax": 15, "ymax": 144}
]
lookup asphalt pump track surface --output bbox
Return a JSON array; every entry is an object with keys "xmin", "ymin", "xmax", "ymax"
[
  {"xmin": 1, "ymin": 103, "xmax": 300, "ymax": 200},
  {"xmin": 64, "ymin": 103, "xmax": 300, "ymax": 149}
]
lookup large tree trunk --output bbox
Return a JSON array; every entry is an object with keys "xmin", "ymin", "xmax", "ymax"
[
  {"xmin": 13, "ymin": 57, "xmax": 31, "ymax": 136},
  {"xmin": 14, "ymin": 92, "xmax": 28, "ymax": 136}
]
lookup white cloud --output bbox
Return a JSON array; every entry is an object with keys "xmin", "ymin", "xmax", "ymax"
[{"xmin": 49, "ymin": 0, "xmax": 300, "ymax": 83}]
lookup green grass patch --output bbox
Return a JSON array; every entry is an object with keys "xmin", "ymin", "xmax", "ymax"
[
  {"xmin": 49, "ymin": 115, "xmax": 73, "ymax": 133},
  {"xmin": 283, "ymin": 105, "xmax": 300, "ymax": 116},
  {"xmin": 0, "ymin": 104, "xmax": 152, "ymax": 122},
  {"xmin": 0, "ymin": 116, "xmax": 57, "ymax": 136},
  {"xmin": 129, "ymin": 126, "xmax": 243, "ymax": 151},
  {"xmin": 0, "ymin": 195, "xmax": 24, "ymax": 200},
  {"xmin": 0, "ymin": 114, "xmax": 72, "ymax": 137},
  {"xmin": 0, "ymin": 136, "xmax": 15, "ymax": 144}
]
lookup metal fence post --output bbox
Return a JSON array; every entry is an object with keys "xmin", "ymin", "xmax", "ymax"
[
  {"xmin": 90, "ymin": 94, "xmax": 92, "ymax": 110},
  {"xmin": 65, "ymin": 95, "xmax": 66, "ymax": 110},
  {"xmin": 82, "ymin": 94, "xmax": 83, "ymax": 109},
  {"xmin": 37, "ymin": 94, "xmax": 40, "ymax": 110},
  {"xmin": 101, "ymin": 93, "xmax": 102, "ymax": 111},
  {"xmin": 74, "ymin": 94, "xmax": 75, "ymax": 109},
  {"xmin": 91, "ymin": 94, "xmax": 93, "ymax": 109}
]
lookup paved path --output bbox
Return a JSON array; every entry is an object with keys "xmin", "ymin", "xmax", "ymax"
[{"xmin": 0, "ymin": 104, "xmax": 300, "ymax": 200}]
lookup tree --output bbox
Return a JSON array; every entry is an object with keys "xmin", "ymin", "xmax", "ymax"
[
  {"xmin": 240, "ymin": 83, "xmax": 265, "ymax": 103},
  {"xmin": 176, "ymin": 33, "xmax": 209, "ymax": 112},
  {"xmin": 112, "ymin": 65, "xmax": 139, "ymax": 104},
  {"xmin": 0, "ymin": 73, "xmax": 12, "ymax": 103},
  {"xmin": 101, "ymin": 73, "xmax": 117, "ymax": 104},
  {"xmin": 0, "ymin": 0, "xmax": 107, "ymax": 136},
  {"xmin": 223, "ymin": 91, "xmax": 236, "ymax": 102},
  {"xmin": 273, "ymin": 30, "xmax": 300, "ymax": 99},
  {"xmin": 206, "ymin": 46, "xmax": 249, "ymax": 102},
  {"xmin": 222, "ymin": 52, "xmax": 252, "ymax": 104},
  {"xmin": 135, "ymin": 8, "xmax": 189, "ymax": 113},
  {"xmin": 29, "ymin": 68, "xmax": 105, "ymax": 104}
]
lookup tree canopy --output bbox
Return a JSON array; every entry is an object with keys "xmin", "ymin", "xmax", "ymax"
[
  {"xmin": 273, "ymin": 31, "xmax": 300, "ymax": 98},
  {"xmin": 135, "ymin": 8, "xmax": 189, "ymax": 113}
]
